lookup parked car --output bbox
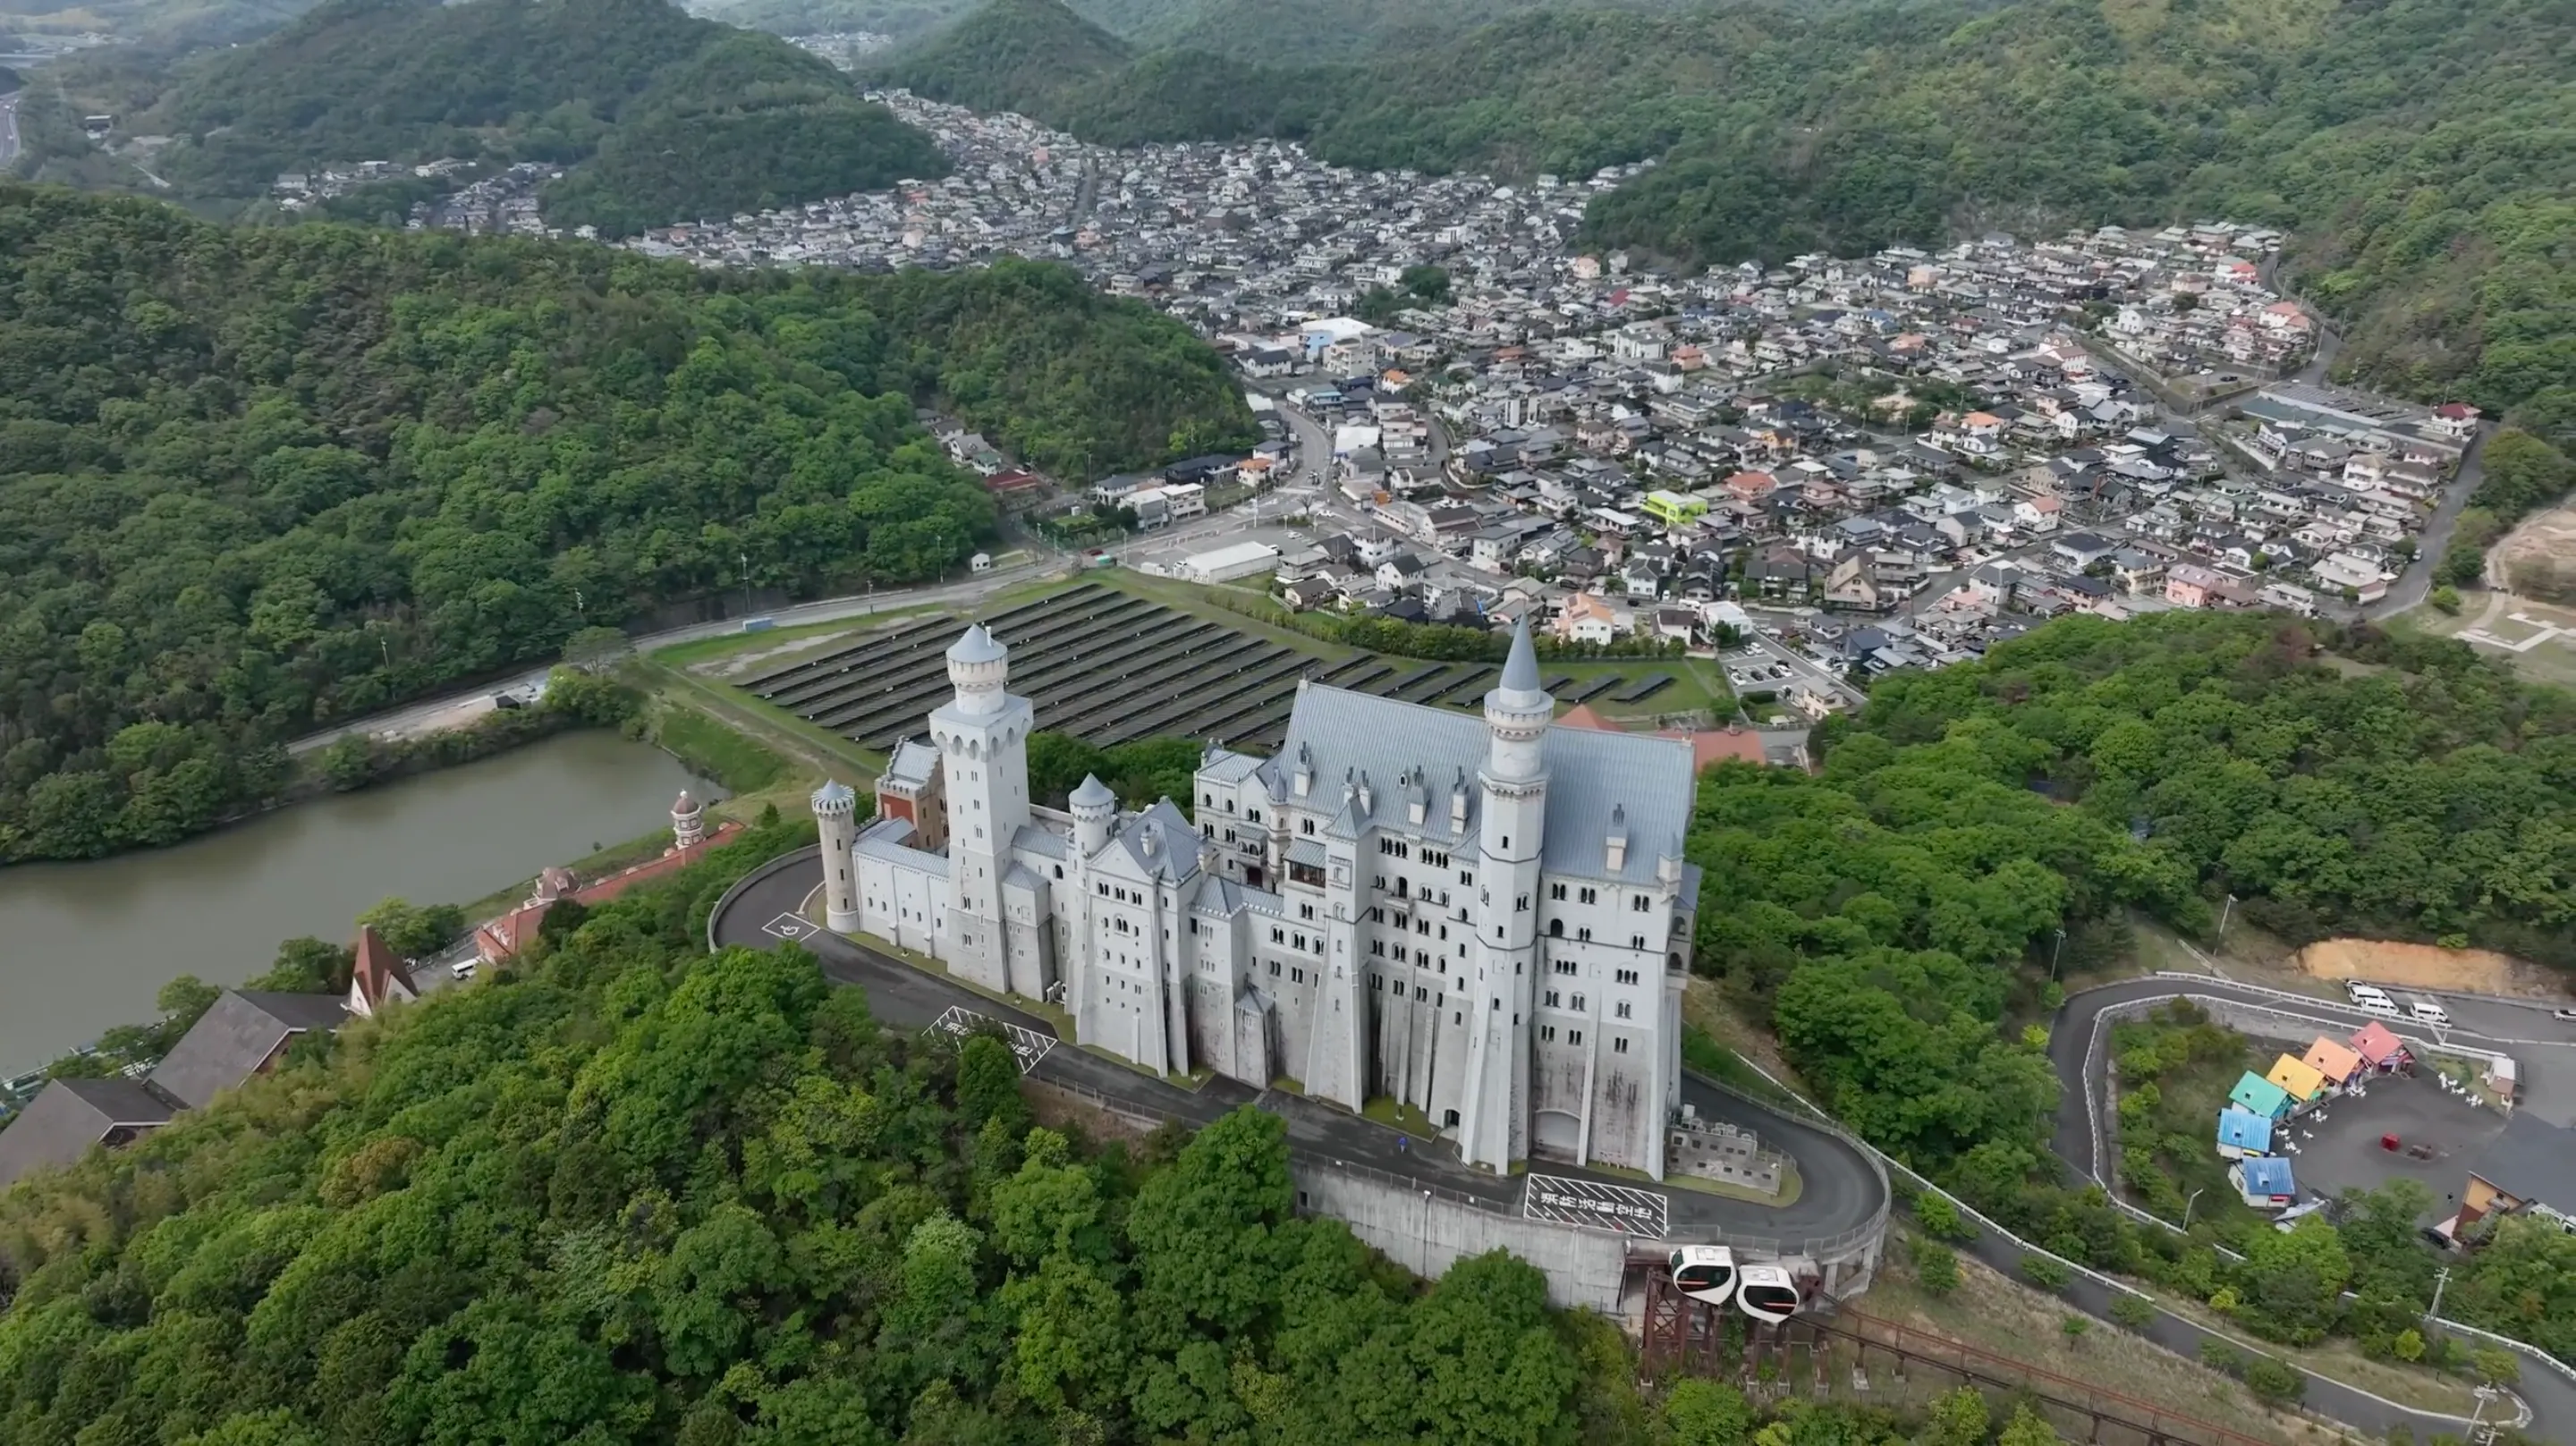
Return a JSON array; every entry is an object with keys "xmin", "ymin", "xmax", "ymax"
[
  {"xmin": 2408, "ymin": 997, "xmax": 2451, "ymax": 1027},
  {"xmin": 2554, "ymin": 1007, "xmax": 2576, "ymax": 1022}
]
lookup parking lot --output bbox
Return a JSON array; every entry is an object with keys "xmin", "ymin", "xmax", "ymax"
[{"xmin": 2284, "ymin": 1070, "xmax": 2505, "ymax": 1217}]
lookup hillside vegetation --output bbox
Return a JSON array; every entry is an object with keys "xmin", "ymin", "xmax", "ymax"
[
  {"xmin": 0, "ymin": 185, "xmax": 1257, "ymax": 863},
  {"xmin": 888, "ymin": 0, "xmax": 2575, "ymax": 443},
  {"xmin": 0, "ymin": 813, "xmax": 2012, "ymax": 1446},
  {"xmin": 117, "ymin": 0, "xmax": 948, "ymax": 230}
]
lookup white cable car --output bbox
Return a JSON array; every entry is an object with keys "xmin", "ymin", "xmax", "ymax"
[
  {"xmin": 1735, "ymin": 1264, "xmax": 1801, "ymax": 1324},
  {"xmin": 1667, "ymin": 1246, "xmax": 1737, "ymax": 1306}
]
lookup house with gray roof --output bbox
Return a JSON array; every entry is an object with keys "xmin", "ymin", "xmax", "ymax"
[
  {"xmin": 0, "ymin": 1078, "xmax": 175, "ymax": 1190},
  {"xmin": 148, "ymin": 991, "xmax": 352, "ymax": 1110}
]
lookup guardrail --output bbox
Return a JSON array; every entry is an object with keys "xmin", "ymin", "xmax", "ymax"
[
  {"xmin": 1692, "ymin": 1067, "xmax": 1891, "ymax": 1265},
  {"xmin": 2072, "ymin": 978, "xmax": 2576, "ymax": 1397}
]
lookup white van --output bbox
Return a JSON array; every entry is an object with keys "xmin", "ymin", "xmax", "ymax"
[
  {"xmin": 2408, "ymin": 997, "xmax": 2451, "ymax": 1027},
  {"xmin": 2345, "ymin": 982, "xmax": 2400, "ymax": 1018}
]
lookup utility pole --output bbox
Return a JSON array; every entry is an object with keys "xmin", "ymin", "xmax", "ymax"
[
  {"xmin": 2182, "ymin": 1186, "xmax": 2205, "ymax": 1230},
  {"xmin": 2217, "ymin": 892, "xmax": 2239, "ymax": 945},
  {"xmin": 739, "ymin": 549, "xmax": 752, "ymax": 617},
  {"xmin": 2428, "ymin": 1264, "xmax": 2452, "ymax": 1323},
  {"xmin": 2050, "ymin": 926, "xmax": 2067, "ymax": 981}
]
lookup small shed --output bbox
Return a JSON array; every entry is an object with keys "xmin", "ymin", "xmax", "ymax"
[
  {"xmin": 2215, "ymin": 1107, "xmax": 2274, "ymax": 1160},
  {"xmin": 2231, "ymin": 1155, "xmax": 2298, "ymax": 1208},
  {"xmin": 2351, "ymin": 1021, "xmax": 2410, "ymax": 1072},
  {"xmin": 2267, "ymin": 1053, "xmax": 2327, "ymax": 1104},
  {"xmin": 2302, "ymin": 1036, "xmax": 2362, "ymax": 1087},
  {"xmin": 2230, "ymin": 1071, "xmax": 2292, "ymax": 1120}
]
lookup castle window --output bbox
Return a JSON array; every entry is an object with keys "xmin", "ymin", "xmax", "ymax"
[
  {"xmin": 1269, "ymin": 960, "xmax": 1282, "ymax": 977},
  {"xmin": 1631, "ymin": 893, "xmax": 1650, "ymax": 912},
  {"xmin": 1515, "ymin": 895, "xmax": 1530, "ymax": 912},
  {"xmin": 1631, "ymin": 935, "xmax": 1646, "ymax": 951},
  {"xmin": 1054, "ymin": 866, "xmax": 1063, "ymax": 879},
  {"xmin": 1444, "ymin": 1109, "xmax": 1460, "ymax": 1127},
  {"xmin": 1545, "ymin": 990, "xmax": 1560, "ymax": 1007},
  {"xmin": 1569, "ymin": 1030, "xmax": 1583, "ymax": 1045},
  {"xmin": 1571, "ymin": 994, "xmax": 1586, "ymax": 1011},
  {"xmin": 1577, "ymin": 927, "xmax": 1592, "ymax": 943},
  {"xmin": 1614, "ymin": 1036, "xmax": 1631, "ymax": 1053},
  {"xmin": 1394, "ymin": 945, "xmax": 1407, "ymax": 963},
  {"xmin": 1615, "ymin": 1002, "xmax": 1632, "ymax": 1019},
  {"xmin": 1542, "ymin": 1026, "xmax": 1556, "ymax": 1043},
  {"xmin": 1416, "ymin": 986, "xmax": 1427, "ymax": 1002},
  {"xmin": 1615, "ymin": 968, "xmax": 1640, "ymax": 985},
  {"xmin": 1549, "ymin": 882, "xmax": 1567, "ymax": 901},
  {"xmin": 1301, "ymin": 820, "xmax": 1316, "ymax": 835},
  {"xmin": 1270, "ymin": 926, "xmax": 1284, "ymax": 943},
  {"xmin": 1460, "ymin": 870, "xmax": 1472, "ymax": 885},
  {"xmin": 1249, "ymin": 808, "xmax": 1261, "ymax": 823},
  {"xmin": 1548, "ymin": 919, "xmax": 1563, "ymax": 938},
  {"xmin": 1578, "ymin": 887, "xmax": 1597, "ymax": 905},
  {"xmin": 1292, "ymin": 968, "xmax": 1305, "ymax": 985}
]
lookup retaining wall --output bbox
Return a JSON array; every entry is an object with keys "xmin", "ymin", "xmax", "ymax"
[{"xmin": 1288, "ymin": 1162, "xmax": 1634, "ymax": 1314}]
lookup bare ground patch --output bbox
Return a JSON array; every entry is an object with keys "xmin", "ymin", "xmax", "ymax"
[{"xmin": 2296, "ymin": 938, "xmax": 2561, "ymax": 999}]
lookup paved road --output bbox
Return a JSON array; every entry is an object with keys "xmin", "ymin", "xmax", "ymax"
[
  {"xmin": 2046, "ymin": 972, "xmax": 2573, "ymax": 1438},
  {"xmin": 284, "ymin": 494, "xmax": 1305, "ymax": 757},
  {"xmin": 2370, "ymin": 423, "xmax": 2491, "ymax": 621},
  {"xmin": 709, "ymin": 846, "xmax": 1890, "ymax": 1250},
  {"xmin": 0, "ymin": 90, "xmax": 21, "ymax": 167}
]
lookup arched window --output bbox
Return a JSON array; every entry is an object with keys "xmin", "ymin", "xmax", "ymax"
[{"xmin": 1547, "ymin": 918, "xmax": 1564, "ymax": 937}]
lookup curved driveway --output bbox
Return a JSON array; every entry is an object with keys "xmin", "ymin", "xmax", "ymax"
[
  {"xmin": 709, "ymin": 846, "xmax": 1888, "ymax": 1253},
  {"xmin": 2049, "ymin": 972, "xmax": 2574, "ymax": 1438}
]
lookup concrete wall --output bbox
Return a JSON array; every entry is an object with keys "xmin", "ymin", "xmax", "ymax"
[{"xmin": 1290, "ymin": 1163, "xmax": 1632, "ymax": 1315}]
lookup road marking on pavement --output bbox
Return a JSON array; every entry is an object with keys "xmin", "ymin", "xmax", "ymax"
[
  {"xmin": 762, "ymin": 912, "xmax": 818, "ymax": 941},
  {"xmin": 1522, "ymin": 1171, "xmax": 1669, "ymax": 1238},
  {"xmin": 928, "ymin": 1004, "xmax": 1057, "ymax": 1075}
]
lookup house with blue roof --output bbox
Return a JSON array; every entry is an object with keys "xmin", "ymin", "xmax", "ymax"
[
  {"xmin": 2215, "ymin": 1107, "xmax": 2273, "ymax": 1160},
  {"xmin": 2231, "ymin": 1155, "xmax": 2298, "ymax": 1208}
]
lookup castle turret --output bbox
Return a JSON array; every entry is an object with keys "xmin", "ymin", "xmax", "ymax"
[
  {"xmin": 671, "ymin": 790, "xmax": 706, "ymax": 850},
  {"xmin": 1070, "ymin": 773, "xmax": 1115, "ymax": 858},
  {"xmin": 811, "ymin": 780, "xmax": 861, "ymax": 933}
]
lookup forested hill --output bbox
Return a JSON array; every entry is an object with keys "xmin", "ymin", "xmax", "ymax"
[
  {"xmin": 898, "ymin": 0, "xmax": 2574, "ymax": 442},
  {"xmin": 870, "ymin": 0, "xmax": 1135, "ymax": 119},
  {"xmin": 0, "ymin": 186, "xmax": 1258, "ymax": 863},
  {"xmin": 144, "ymin": 0, "xmax": 950, "ymax": 231}
]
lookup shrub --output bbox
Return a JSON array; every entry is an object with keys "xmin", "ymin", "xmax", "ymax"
[
  {"xmin": 2020, "ymin": 1255, "xmax": 2072, "ymax": 1291},
  {"xmin": 2200, "ymin": 1339, "xmax": 2243, "ymax": 1374},
  {"xmin": 1915, "ymin": 1241, "xmax": 1961, "ymax": 1298},
  {"xmin": 1915, "ymin": 1192, "xmax": 1975, "ymax": 1242},
  {"xmin": 2110, "ymin": 1294, "xmax": 2157, "ymax": 1332},
  {"xmin": 2243, "ymin": 1356, "xmax": 2303, "ymax": 1403}
]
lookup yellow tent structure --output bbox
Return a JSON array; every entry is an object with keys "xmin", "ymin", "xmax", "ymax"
[{"xmin": 2267, "ymin": 1053, "xmax": 2327, "ymax": 1103}]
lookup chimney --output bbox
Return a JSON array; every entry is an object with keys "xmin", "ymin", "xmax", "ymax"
[
  {"xmin": 1357, "ymin": 770, "xmax": 1375, "ymax": 817},
  {"xmin": 1657, "ymin": 833, "xmax": 1683, "ymax": 886},
  {"xmin": 1606, "ymin": 802, "xmax": 1629, "ymax": 873},
  {"xmin": 1294, "ymin": 742, "xmax": 1313, "ymax": 798},
  {"xmin": 1450, "ymin": 766, "xmax": 1470, "ymax": 829}
]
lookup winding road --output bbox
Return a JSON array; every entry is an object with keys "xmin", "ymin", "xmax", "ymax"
[
  {"xmin": 2045, "ymin": 971, "xmax": 2576, "ymax": 1438},
  {"xmin": 708, "ymin": 846, "xmax": 1890, "ymax": 1255}
]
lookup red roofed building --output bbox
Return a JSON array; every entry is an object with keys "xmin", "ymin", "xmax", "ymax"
[
  {"xmin": 347, "ymin": 926, "xmax": 418, "ymax": 1018},
  {"xmin": 476, "ymin": 795, "xmax": 744, "ymax": 966}
]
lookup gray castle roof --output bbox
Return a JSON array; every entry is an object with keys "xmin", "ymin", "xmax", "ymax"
[
  {"xmin": 1069, "ymin": 774, "xmax": 1116, "ymax": 810},
  {"xmin": 1273, "ymin": 684, "xmax": 1691, "ymax": 884},
  {"xmin": 946, "ymin": 622, "xmax": 1007, "ymax": 664}
]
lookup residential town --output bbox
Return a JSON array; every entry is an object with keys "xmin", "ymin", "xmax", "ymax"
[{"xmin": 292, "ymin": 87, "xmax": 2483, "ymax": 706}]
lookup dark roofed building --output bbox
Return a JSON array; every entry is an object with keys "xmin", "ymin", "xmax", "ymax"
[
  {"xmin": 148, "ymin": 990, "xmax": 352, "ymax": 1110},
  {"xmin": 0, "ymin": 1077, "xmax": 175, "ymax": 1189}
]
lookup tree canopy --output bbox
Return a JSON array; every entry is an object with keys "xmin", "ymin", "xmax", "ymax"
[{"xmin": 0, "ymin": 186, "xmax": 1255, "ymax": 863}]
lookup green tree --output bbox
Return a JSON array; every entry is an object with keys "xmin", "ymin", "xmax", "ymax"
[{"xmin": 1662, "ymin": 1379, "xmax": 1755, "ymax": 1446}]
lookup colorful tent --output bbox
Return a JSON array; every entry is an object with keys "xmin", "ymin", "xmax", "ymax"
[
  {"xmin": 2303, "ymin": 1036, "xmax": 2362, "ymax": 1085},
  {"xmin": 2216, "ymin": 1107, "xmax": 2274, "ymax": 1158},
  {"xmin": 2351, "ymin": 1021, "xmax": 2409, "ymax": 1070},
  {"xmin": 2231, "ymin": 1071, "xmax": 2292, "ymax": 1120},
  {"xmin": 2267, "ymin": 1053, "xmax": 2328, "ymax": 1103},
  {"xmin": 2233, "ymin": 1155, "xmax": 2298, "ymax": 1206}
]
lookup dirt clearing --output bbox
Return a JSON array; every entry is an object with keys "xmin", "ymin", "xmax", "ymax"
[{"xmin": 2296, "ymin": 938, "xmax": 2563, "ymax": 999}]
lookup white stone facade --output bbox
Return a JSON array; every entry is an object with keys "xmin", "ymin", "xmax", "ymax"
[{"xmin": 825, "ymin": 619, "xmax": 1699, "ymax": 1179}]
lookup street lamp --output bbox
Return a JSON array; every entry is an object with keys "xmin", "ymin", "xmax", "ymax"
[
  {"xmin": 2182, "ymin": 1186, "xmax": 2206, "ymax": 1230},
  {"xmin": 2050, "ymin": 926, "xmax": 2067, "ymax": 981},
  {"xmin": 2217, "ymin": 892, "xmax": 2239, "ymax": 945}
]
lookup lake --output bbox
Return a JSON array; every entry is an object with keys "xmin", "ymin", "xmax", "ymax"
[{"xmin": 0, "ymin": 731, "xmax": 719, "ymax": 1070}]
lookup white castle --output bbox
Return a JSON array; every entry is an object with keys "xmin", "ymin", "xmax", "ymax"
[{"xmin": 814, "ymin": 617, "xmax": 1700, "ymax": 1179}]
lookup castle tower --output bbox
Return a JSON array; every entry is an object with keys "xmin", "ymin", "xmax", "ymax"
[
  {"xmin": 934, "ymin": 623, "xmax": 1033, "ymax": 992},
  {"xmin": 1069, "ymin": 774, "xmax": 1115, "ymax": 858},
  {"xmin": 670, "ymin": 790, "xmax": 705, "ymax": 851},
  {"xmin": 1459, "ymin": 616, "xmax": 1552, "ymax": 1173},
  {"xmin": 811, "ymin": 780, "xmax": 861, "ymax": 933}
]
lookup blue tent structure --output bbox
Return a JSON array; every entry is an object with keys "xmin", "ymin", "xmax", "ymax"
[
  {"xmin": 2215, "ymin": 1107, "xmax": 2274, "ymax": 1159},
  {"xmin": 2230, "ymin": 1071, "xmax": 2292, "ymax": 1120},
  {"xmin": 2233, "ymin": 1155, "xmax": 2298, "ymax": 1207}
]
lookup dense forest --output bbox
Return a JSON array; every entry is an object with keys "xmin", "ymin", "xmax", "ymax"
[
  {"xmin": 36, "ymin": 0, "xmax": 950, "ymax": 232},
  {"xmin": 0, "ymin": 813, "xmax": 2086, "ymax": 1446},
  {"xmin": 1699, "ymin": 609, "xmax": 2576, "ymax": 1165},
  {"xmin": 1686, "ymin": 608, "xmax": 2576, "ymax": 1362},
  {"xmin": 0, "ymin": 186, "xmax": 1258, "ymax": 863},
  {"xmin": 883, "ymin": 0, "xmax": 2574, "ymax": 444}
]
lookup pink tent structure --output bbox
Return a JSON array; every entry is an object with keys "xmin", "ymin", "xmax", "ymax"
[{"xmin": 2351, "ymin": 1021, "xmax": 2410, "ymax": 1071}]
